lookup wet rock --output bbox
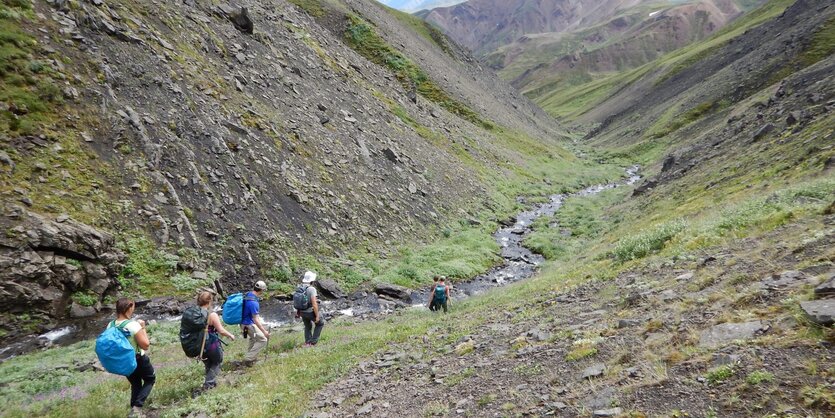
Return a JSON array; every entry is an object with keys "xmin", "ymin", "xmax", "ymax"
[
  {"xmin": 581, "ymin": 363, "xmax": 606, "ymax": 379},
  {"xmin": 315, "ymin": 279, "xmax": 345, "ymax": 299},
  {"xmin": 699, "ymin": 321, "xmax": 768, "ymax": 348},
  {"xmin": 373, "ymin": 283, "xmax": 411, "ymax": 303},
  {"xmin": 814, "ymin": 274, "xmax": 835, "ymax": 297},
  {"xmin": 800, "ymin": 300, "xmax": 834, "ymax": 326}
]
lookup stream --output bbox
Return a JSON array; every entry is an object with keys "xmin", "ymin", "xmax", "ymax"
[{"xmin": 0, "ymin": 167, "xmax": 640, "ymax": 361}]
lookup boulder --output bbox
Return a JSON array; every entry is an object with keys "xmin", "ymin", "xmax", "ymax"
[
  {"xmin": 699, "ymin": 321, "xmax": 768, "ymax": 348},
  {"xmin": 315, "ymin": 279, "xmax": 345, "ymax": 299},
  {"xmin": 373, "ymin": 283, "xmax": 411, "ymax": 302},
  {"xmin": 814, "ymin": 274, "xmax": 835, "ymax": 297},
  {"xmin": 69, "ymin": 302, "xmax": 97, "ymax": 319},
  {"xmin": 218, "ymin": 5, "xmax": 254, "ymax": 34},
  {"xmin": 800, "ymin": 300, "xmax": 835, "ymax": 326}
]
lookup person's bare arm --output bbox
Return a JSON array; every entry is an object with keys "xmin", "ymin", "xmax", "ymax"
[
  {"xmin": 253, "ymin": 315, "xmax": 270, "ymax": 338},
  {"xmin": 428, "ymin": 291, "xmax": 434, "ymax": 307},
  {"xmin": 312, "ymin": 296, "xmax": 320, "ymax": 322},
  {"xmin": 210, "ymin": 312, "xmax": 235, "ymax": 340},
  {"xmin": 135, "ymin": 327, "xmax": 150, "ymax": 351}
]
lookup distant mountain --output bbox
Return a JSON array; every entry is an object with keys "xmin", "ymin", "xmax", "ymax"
[
  {"xmin": 378, "ymin": 0, "xmax": 466, "ymax": 13},
  {"xmin": 423, "ymin": 0, "xmax": 766, "ymax": 103}
]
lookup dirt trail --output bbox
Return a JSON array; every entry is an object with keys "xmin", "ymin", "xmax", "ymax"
[{"xmin": 309, "ymin": 217, "xmax": 835, "ymax": 417}]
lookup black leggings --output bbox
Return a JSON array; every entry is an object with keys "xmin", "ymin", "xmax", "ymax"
[{"xmin": 127, "ymin": 354, "xmax": 155, "ymax": 407}]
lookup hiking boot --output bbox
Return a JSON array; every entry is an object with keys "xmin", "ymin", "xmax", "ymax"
[
  {"xmin": 243, "ymin": 359, "xmax": 256, "ymax": 368},
  {"xmin": 303, "ymin": 342, "xmax": 312, "ymax": 348},
  {"xmin": 127, "ymin": 406, "xmax": 143, "ymax": 418}
]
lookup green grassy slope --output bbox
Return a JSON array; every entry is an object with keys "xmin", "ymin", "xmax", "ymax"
[{"xmin": 532, "ymin": 0, "xmax": 795, "ymax": 121}]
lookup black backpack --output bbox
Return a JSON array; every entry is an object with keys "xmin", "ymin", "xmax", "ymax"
[
  {"xmin": 179, "ymin": 306, "xmax": 208, "ymax": 358},
  {"xmin": 293, "ymin": 285, "xmax": 311, "ymax": 311}
]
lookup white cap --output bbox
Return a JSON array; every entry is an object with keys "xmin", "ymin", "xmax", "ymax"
[
  {"xmin": 302, "ymin": 271, "xmax": 317, "ymax": 283},
  {"xmin": 254, "ymin": 280, "xmax": 267, "ymax": 291}
]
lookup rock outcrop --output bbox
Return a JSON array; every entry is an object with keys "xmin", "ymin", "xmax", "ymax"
[{"xmin": 0, "ymin": 205, "xmax": 125, "ymax": 323}]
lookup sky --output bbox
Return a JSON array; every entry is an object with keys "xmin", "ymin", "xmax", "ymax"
[{"xmin": 377, "ymin": 0, "xmax": 467, "ymax": 12}]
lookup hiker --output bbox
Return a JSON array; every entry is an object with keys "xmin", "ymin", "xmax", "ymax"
[
  {"xmin": 295, "ymin": 271, "xmax": 325, "ymax": 346},
  {"xmin": 428, "ymin": 276, "xmax": 451, "ymax": 313},
  {"xmin": 110, "ymin": 298, "xmax": 155, "ymax": 417},
  {"xmin": 428, "ymin": 276, "xmax": 440, "ymax": 311},
  {"xmin": 241, "ymin": 280, "xmax": 270, "ymax": 366},
  {"xmin": 196, "ymin": 292, "xmax": 235, "ymax": 391}
]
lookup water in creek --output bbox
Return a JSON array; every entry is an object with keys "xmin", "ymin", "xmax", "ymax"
[{"xmin": 0, "ymin": 167, "xmax": 640, "ymax": 361}]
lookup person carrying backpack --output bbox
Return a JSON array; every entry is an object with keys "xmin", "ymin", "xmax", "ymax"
[
  {"xmin": 294, "ymin": 271, "xmax": 324, "ymax": 346},
  {"xmin": 108, "ymin": 298, "xmax": 155, "ymax": 417},
  {"xmin": 190, "ymin": 292, "xmax": 235, "ymax": 394},
  {"xmin": 428, "ymin": 276, "xmax": 450, "ymax": 314},
  {"xmin": 428, "ymin": 276, "xmax": 440, "ymax": 311},
  {"xmin": 241, "ymin": 280, "xmax": 270, "ymax": 367}
]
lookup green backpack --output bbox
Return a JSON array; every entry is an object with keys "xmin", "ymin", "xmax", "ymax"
[
  {"xmin": 434, "ymin": 284, "xmax": 447, "ymax": 303},
  {"xmin": 179, "ymin": 306, "xmax": 208, "ymax": 358}
]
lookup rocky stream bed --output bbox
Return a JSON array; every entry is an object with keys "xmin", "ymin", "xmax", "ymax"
[{"xmin": 0, "ymin": 167, "xmax": 640, "ymax": 361}]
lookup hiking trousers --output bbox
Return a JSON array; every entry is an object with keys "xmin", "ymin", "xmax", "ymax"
[
  {"xmin": 127, "ymin": 354, "xmax": 155, "ymax": 407},
  {"xmin": 243, "ymin": 325, "xmax": 267, "ymax": 362},
  {"xmin": 202, "ymin": 344, "xmax": 223, "ymax": 388},
  {"xmin": 301, "ymin": 311, "xmax": 325, "ymax": 344},
  {"xmin": 436, "ymin": 300, "xmax": 448, "ymax": 313}
]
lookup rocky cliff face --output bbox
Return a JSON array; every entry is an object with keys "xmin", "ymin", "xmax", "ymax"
[
  {"xmin": 0, "ymin": 205, "xmax": 125, "ymax": 335},
  {"xmin": 0, "ymin": 0, "xmax": 564, "ymax": 338}
]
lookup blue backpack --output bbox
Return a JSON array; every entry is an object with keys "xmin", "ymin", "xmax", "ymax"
[
  {"xmin": 95, "ymin": 320, "xmax": 137, "ymax": 376},
  {"xmin": 434, "ymin": 284, "xmax": 447, "ymax": 303},
  {"xmin": 222, "ymin": 293, "xmax": 257, "ymax": 325}
]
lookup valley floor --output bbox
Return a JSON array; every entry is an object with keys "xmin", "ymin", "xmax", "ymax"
[{"xmin": 311, "ymin": 217, "xmax": 835, "ymax": 417}]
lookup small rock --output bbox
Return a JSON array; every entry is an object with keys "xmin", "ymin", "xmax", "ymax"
[
  {"xmin": 581, "ymin": 363, "xmax": 606, "ymax": 379},
  {"xmin": 800, "ymin": 300, "xmax": 835, "ymax": 326},
  {"xmin": 0, "ymin": 151, "xmax": 16, "ymax": 172},
  {"xmin": 357, "ymin": 403, "xmax": 373, "ymax": 415},
  {"xmin": 675, "ymin": 272, "xmax": 694, "ymax": 281},
  {"xmin": 616, "ymin": 319, "xmax": 641, "ymax": 329},
  {"xmin": 752, "ymin": 123, "xmax": 774, "ymax": 141},
  {"xmin": 814, "ymin": 274, "xmax": 835, "ymax": 297},
  {"xmin": 699, "ymin": 321, "xmax": 768, "ymax": 348},
  {"xmin": 712, "ymin": 353, "xmax": 741, "ymax": 366},
  {"xmin": 593, "ymin": 408, "xmax": 623, "ymax": 417}
]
